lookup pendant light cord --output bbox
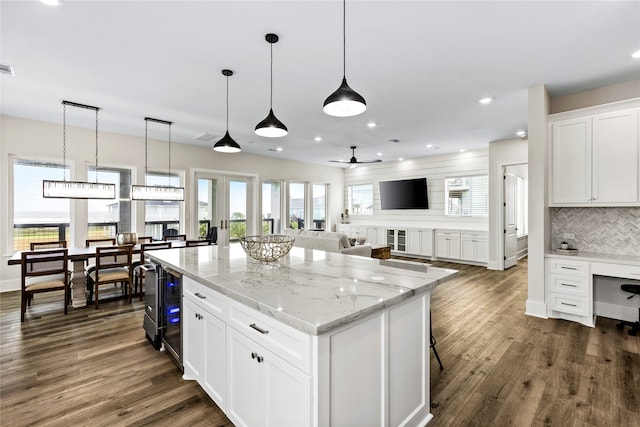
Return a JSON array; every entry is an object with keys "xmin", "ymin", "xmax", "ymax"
[
  {"xmin": 144, "ymin": 119, "xmax": 149, "ymax": 181},
  {"xmin": 62, "ymin": 103, "xmax": 67, "ymax": 181},
  {"xmin": 270, "ymin": 42, "xmax": 274, "ymax": 109},
  {"xmin": 226, "ymin": 74, "xmax": 230, "ymax": 130},
  {"xmin": 343, "ymin": 0, "xmax": 346, "ymax": 77},
  {"xmin": 168, "ymin": 123, "xmax": 172, "ymax": 186},
  {"xmin": 94, "ymin": 109, "xmax": 99, "ymax": 184}
]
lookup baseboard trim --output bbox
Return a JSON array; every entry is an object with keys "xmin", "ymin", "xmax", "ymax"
[
  {"xmin": 1, "ymin": 278, "xmax": 20, "ymax": 293},
  {"xmin": 525, "ymin": 299, "xmax": 548, "ymax": 319}
]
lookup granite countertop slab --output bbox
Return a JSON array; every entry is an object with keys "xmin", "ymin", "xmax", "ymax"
[
  {"xmin": 147, "ymin": 245, "xmax": 458, "ymax": 335},
  {"xmin": 545, "ymin": 251, "xmax": 640, "ymax": 266}
]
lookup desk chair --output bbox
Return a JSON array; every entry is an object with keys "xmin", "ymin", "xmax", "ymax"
[
  {"xmin": 132, "ymin": 242, "xmax": 171, "ymax": 301},
  {"xmin": 86, "ymin": 245, "xmax": 133, "ymax": 309},
  {"xmin": 21, "ymin": 248, "xmax": 71, "ymax": 322},
  {"xmin": 616, "ymin": 284, "xmax": 640, "ymax": 336}
]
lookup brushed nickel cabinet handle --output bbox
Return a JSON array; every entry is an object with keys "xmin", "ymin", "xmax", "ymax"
[
  {"xmin": 561, "ymin": 302, "xmax": 577, "ymax": 307},
  {"xmin": 560, "ymin": 283, "xmax": 577, "ymax": 288},
  {"xmin": 194, "ymin": 292, "xmax": 206, "ymax": 299}
]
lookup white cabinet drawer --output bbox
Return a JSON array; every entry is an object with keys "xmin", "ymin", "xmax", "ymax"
[
  {"xmin": 548, "ymin": 274, "xmax": 589, "ymax": 297},
  {"xmin": 183, "ymin": 276, "xmax": 225, "ymax": 321},
  {"xmin": 547, "ymin": 258, "xmax": 589, "ymax": 277},
  {"xmin": 226, "ymin": 299, "xmax": 312, "ymax": 374},
  {"xmin": 548, "ymin": 292, "xmax": 590, "ymax": 317},
  {"xmin": 460, "ymin": 231, "xmax": 487, "ymax": 240},
  {"xmin": 435, "ymin": 230, "xmax": 460, "ymax": 238},
  {"xmin": 590, "ymin": 262, "xmax": 640, "ymax": 280}
]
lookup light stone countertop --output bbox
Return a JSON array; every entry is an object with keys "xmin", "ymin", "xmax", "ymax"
[
  {"xmin": 545, "ymin": 251, "xmax": 640, "ymax": 266},
  {"xmin": 147, "ymin": 245, "xmax": 458, "ymax": 335}
]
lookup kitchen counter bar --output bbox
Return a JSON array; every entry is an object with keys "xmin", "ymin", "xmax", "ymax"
[{"xmin": 147, "ymin": 244, "xmax": 458, "ymax": 335}]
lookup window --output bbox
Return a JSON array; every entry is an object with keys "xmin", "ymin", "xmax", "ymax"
[
  {"xmin": 262, "ymin": 180, "xmax": 282, "ymax": 234},
  {"xmin": 289, "ymin": 182, "xmax": 305, "ymax": 229},
  {"xmin": 347, "ymin": 184, "xmax": 373, "ymax": 215},
  {"xmin": 445, "ymin": 175, "xmax": 488, "ymax": 216},
  {"xmin": 229, "ymin": 180, "xmax": 247, "ymax": 241},
  {"xmin": 13, "ymin": 159, "xmax": 70, "ymax": 250},
  {"xmin": 144, "ymin": 172, "xmax": 182, "ymax": 239},
  {"xmin": 312, "ymin": 184, "xmax": 327, "ymax": 230},
  {"xmin": 88, "ymin": 166, "xmax": 132, "ymax": 238}
]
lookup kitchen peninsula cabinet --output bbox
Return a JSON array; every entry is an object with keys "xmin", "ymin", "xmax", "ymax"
[
  {"xmin": 148, "ymin": 245, "xmax": 458, "ymax": 427},
  {"xmin": 549, "ymin": 100, "xmax": 639, "ymax": 206}
]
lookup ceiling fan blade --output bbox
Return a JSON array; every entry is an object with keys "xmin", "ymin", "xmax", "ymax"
[
  {"xmin": 356, "ymin": 159, "xmax": 383, "ymax": 163},
  {"xmin": 329, "ymin": 160, "xmax": 349, "ymax": 163}
]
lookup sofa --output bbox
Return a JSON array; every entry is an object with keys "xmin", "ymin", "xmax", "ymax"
[{"xmin": 282, "ymin": 229, "xmax": 372, "ymax": 257}]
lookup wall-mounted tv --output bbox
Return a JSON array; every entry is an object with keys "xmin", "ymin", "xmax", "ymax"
[{"xmin": 379, "ymin": 178, "xmax": 429, "ymax": 210}]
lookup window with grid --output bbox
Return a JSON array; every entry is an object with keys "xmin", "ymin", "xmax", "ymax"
[
  {"xmin": 444, "ymin": 175, "xmax": 488, "ymax": 216},
  {"xmin": 12, "ymin": 159, "xmax": 71, "ymax": 251}
]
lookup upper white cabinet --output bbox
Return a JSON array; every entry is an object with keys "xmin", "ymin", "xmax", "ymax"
[{"xmin": 549, "ymin": 103, "xmax": 639, "ymax": 206}]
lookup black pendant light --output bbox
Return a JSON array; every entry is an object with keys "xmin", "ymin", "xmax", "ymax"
[
  {"xmin": 323, "ymin": 0, "xmax": 366, "ymax": 117},
  {"xmin": 214, "ymin": 69, "xmax": 242, "ymax": 153},
  {"xmin": 255, "ymin": 33, "xmax": 288, "ymax": 137}
]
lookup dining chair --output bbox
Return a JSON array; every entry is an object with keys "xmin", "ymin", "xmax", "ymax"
[
  {"xmin": 131, "ymin": 242, "xmax": 171, "ymax": 301},
  {"xmin": 30, "ymin": 240, "xmax": 67, "ymax": 250},
  {"xmin": 86, "ymin": 245, "xmax": 133, "ymax": 309},
  {"xmin": 85, "ymin": 238, "xmax": 117, "ymax": 272},
  {"xmin": 137, "ymin": 236, "xmax": 153, "ymax": 244},
  {"xmin": 21, "ymin": 248, "xmax": 71, "ymax": 322},
  {"xmin": 163, "ymin": 234, "xmax": 187, "ymax": 242},
  {"xmin": 186, "ymin": 240, "xmax": 211, "ymax": 247},
  {"xmin": 205, "ymin": 226, "xmax": 218, "ymax": 244}
]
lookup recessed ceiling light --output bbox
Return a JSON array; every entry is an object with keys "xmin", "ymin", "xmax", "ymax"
[
  {"xmin": 367, "ymin": 122, "xmax": 376, "ymax": 128},
  {"xmin": 632, "ymin": 50, "xmax": 640, "ymax": 59},
  {"xmin": 376, "ymin": 152, "xmax": 383, "ymax": 156},
  {"xmin": 40, "ymin": 0, "xmax": 63, "ymax": 5},
  {"xmin": 314, "ymin": 136, "xmax": 322, "ymax": 142},
  {"xmin": 516, "ymin": 130, "xmax": 527, "ymax": 137},
  {"xmin": 459, "ymin": 149, "xmax": 466, "ymax": 153},
  {"xmin": 479, "ymin": 97, "xmax": 493, "ymax": 104},
  {"xmin": 276, "ymin": 147, "xmax": 283, "ymax": 152},
  {"xmin": 426, "ymin": 144, "xmax": 433, "ymax": 148},
  {"xmin": 398, "ymin": 157, "xmax": 404, "ymax": 161}
]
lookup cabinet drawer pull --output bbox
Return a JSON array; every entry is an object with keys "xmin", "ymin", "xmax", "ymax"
[
  {"xmin": 194, "ymin": 292, "xmax": 207, "ymax": 299},
  {"xmin": 560, "ymin": 266, "xmax": 577, "ymax": 271},
  {"xmin": 249, "ymin": 323, "xmax": 269, "ymax": 334},
  {"xmin": 561, "ymin": 302, "xmax": 578, "ymax": 307},
  {"xmin": 250, "ymin": 352, "xmax": 264, "ymax": 363},
  {"xmin": 560, "ymin": 283, "xmax": 577, "ymax": 288},
  {"xmin": 251, "ymin": 352, "xmax": 258, "ymax": 359}
]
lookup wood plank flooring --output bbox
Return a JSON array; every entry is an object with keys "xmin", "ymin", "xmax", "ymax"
[{"xmin": 1, "ymin": 257, "xmax": 639, "ymax": 426}]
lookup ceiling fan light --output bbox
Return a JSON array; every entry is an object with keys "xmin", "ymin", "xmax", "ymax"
[
  {"xmin": 214, "ymin": 130, "xmax": 242, "ymax": 153},
  {"xmin": 323, "ymin": 77, "xmax": 367, "ymax": 117},
  {"xmin": 255, "ymin": 108, "xmax": 288, "ymax": 137}
]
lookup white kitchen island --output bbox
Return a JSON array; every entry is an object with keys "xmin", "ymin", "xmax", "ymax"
[{"xmin": 147, "ymin": 244, "xmax": 458, "ymax": 427}]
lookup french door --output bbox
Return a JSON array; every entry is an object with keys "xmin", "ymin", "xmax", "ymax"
[{"xmin": 196, "ymin": 173, "xmax": 253, "ymax": 246}]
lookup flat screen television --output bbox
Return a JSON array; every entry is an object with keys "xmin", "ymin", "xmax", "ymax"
[{"xmin": 379, "ymin": 178, "xmax": 429, "ymax": 210}]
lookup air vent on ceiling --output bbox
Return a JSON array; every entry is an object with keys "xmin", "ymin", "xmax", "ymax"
[
  {"xmin": 388, "ymin": 138, "xmax": 400, "ymax": 143},
  {"xmin": 0, "ymin": 64, "xmax": 15, "ymax": 76},
  {"xmin": 192, "ymin": 133, "xmax": 218, "ymax": 143}
]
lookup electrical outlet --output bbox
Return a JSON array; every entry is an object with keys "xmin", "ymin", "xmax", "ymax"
[{"xmin": 563, "ymin": 233, "xmax": 575, "ymax": 239}]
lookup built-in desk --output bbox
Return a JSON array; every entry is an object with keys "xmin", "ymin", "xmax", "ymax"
[{"xmin": 545, "ymin": 251, "xmax": 640, "ymax": 327}]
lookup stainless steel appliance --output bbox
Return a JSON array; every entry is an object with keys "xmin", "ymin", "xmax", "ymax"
[{"xmin": 143, "ymin": 262, "xmax": 182, "ymax": 369}]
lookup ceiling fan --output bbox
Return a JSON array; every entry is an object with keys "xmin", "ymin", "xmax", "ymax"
[{"xmin": 329, "ymin": 146, "xmax": 382, "ymax": 167}]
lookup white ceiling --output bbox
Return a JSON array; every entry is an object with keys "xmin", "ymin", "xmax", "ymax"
[{"xmin": 1, "ymin": 1, "xmax": 639, "ymax": 167}]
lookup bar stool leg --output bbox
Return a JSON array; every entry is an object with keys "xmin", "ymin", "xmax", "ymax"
[{"xmin": 430, "ymin": 311, "xmax": 444, "ymax": 370}]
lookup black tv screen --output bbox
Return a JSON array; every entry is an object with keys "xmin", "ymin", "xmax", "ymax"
[{"xmin": 379, "ymin": 178, "xmax": 429, "ymax": 210}]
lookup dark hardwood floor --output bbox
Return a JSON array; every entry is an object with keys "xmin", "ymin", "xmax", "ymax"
[{"xmin": 1, "ymin": 258, "xmax": 638, "ymax": 426}]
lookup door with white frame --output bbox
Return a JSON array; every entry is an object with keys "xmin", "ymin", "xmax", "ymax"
[
  {"xmin": 503, "ymin": 167, "xmax": 518, "ymax": 269},
  {"xmin": 196, "ymin": 173, "xmax": 253, "ymax": 246}
]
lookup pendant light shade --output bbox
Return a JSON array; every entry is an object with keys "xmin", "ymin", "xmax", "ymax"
[
  {"xmin": 323, "ymin": 0, "xmax": 366, "ymax": 117},
  {"xmin": 43, "ymin": 100, "xmax": 116, "ymax": 199},
  {"xmin": 214, "ymin": 69, "xmax": 241, "ymax": 153},
  {"xmin": 255, "ymin": 33, "xmax": 288, "ymax": 138}
]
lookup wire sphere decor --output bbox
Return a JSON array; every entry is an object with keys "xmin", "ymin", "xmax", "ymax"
[{"xmin": 240, "ymin": 235, "xmax": 295, "ymax": 262}]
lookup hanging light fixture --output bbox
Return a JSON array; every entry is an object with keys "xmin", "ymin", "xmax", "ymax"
[
  {"xmin": 213, "ymin": 69, "xmax": 242, "ymax": 153},
  {"xmin": 43, "ymin": 100, "xmax": 116, "ymax": 199},
  {"xmin": 131, "ymin": 117, "xmax": 185, "ymax": 201},
  {"xmin": 255, "ymin": 33, "xmax": 288, "ymax": 138},
  {"xmin": 323, "ymin": 0, "xmax": 366, "ymax": 117}
]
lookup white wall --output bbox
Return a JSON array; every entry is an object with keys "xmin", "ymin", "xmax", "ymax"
[
  {"xmin": 0, "ymin": 115, "xmax": 344, "ymax": 291},
  {"xmin": 343, "ymin": 149, "xmax": 489, "ymax": 230}
]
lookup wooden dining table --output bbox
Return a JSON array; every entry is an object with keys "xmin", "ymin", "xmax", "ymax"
[{"xmin": 8, "ymin": 241, "xmax": 187, "ymax": 308}]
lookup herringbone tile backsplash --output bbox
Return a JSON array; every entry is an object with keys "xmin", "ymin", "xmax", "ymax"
[{"xmin": 550, "ymin": 207, "xmax": 640, "ymax": 256}]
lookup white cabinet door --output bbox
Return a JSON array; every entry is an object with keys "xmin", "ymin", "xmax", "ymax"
[
  {"xmin": 435, "ymin": 236, "xmax": 449, "ymax": 258},
  {"xmin": 550, "ymin": 116, "xmax": 591, "ymax": 204},
  {"xmin": 419, "ymin": 229, "xmax": 433, "ymax": 257},
  {"xmin": 366, "ymin": 227, "xmax": 385, "ymax": 245},
  {"xmin": 183, "ymin": 298, "xmax": 204, "ymax": 381},
  {"xmin": 407, "ymin": 229, "xmax": 433, "ymax": 257},
  {"xmin": 592, "ymin": 108, "xmax": 639, "ymax": 204},
  {"xmin": 407, "ymin": 229, "xmax": 421, "ymax": 255},
  {"xmin": 227, "ymin": 327, "xmax": 310, "ymax": 427},
  {"xmin": 202, "ymin": 311, "xmax": 226, "ymax": 409},
  {"xmin": 227, "ymin": 328, "xmax": 265, "ymax": 427}
]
